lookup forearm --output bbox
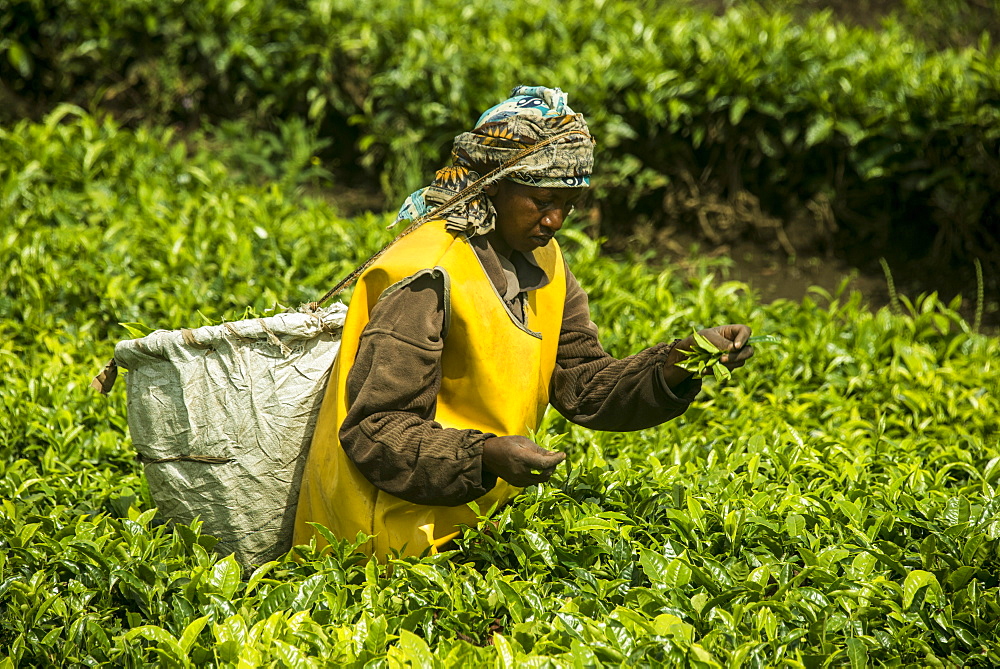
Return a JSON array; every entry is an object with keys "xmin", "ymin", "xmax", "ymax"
[
  {"xmin": 341, "ymin": 410, "xmax": 497, "ymax": 506},
  {"xmin": 551, "ymin": 266, "xmax": 701, "ymax": 431},
  {"xmin": 339, "ymin": 270, "xmax": 498, "ymax": 506},
  {"xmin": 552, "ymin": 334, "xmax": 701, "ymax": 431},
  {"xmin": 661, "ymin": 339, "xmax": 698, "ymax": 389}
]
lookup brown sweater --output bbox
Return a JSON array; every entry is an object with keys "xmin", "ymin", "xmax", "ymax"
[{"xmin": 338, "ymin": 234, "xmax": 701, "ymax": 507}]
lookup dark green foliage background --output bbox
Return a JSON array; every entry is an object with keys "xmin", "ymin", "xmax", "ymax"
[{"xmin": 2, "ymin": 0, "xmax": 999, "ymax": 266}]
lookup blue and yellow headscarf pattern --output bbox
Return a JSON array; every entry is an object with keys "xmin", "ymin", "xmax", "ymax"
[{"xmin": 395, "ymin": 85, "xmax": 595, "ymax": 236}]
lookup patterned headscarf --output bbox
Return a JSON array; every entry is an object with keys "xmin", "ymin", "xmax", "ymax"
[{"xmin": 394, "ymin": 85, "xmax": 595, "ymax": 236}]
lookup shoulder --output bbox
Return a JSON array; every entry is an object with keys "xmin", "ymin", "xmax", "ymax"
[
  {"xmin": 375, "ymin": 220, "xmax": 462, "ymax": 276},
  {"xmin": 358, "ymin": 221, "xmax": 463, "ymax": 305},
  {"xmin": 365, "ymin": 267, "xmax": 451, "ymax": 342},
  {"xmin": 380, "ymin": 267, "xmax": 449, "ymax": 300}
]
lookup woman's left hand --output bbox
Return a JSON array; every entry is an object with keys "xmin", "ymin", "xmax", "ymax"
[
  {"xmin": 690, "ymin": 324, "xmax": 754, "ymax": 370},
  {"xmin": 662, "ymin": 324, "xmax": 754, "ymax": 388}
]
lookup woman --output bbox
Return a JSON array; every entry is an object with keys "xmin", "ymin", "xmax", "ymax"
[{"xmin": 293, "ymin": 86, "xmax": 753, "ymax": 558}]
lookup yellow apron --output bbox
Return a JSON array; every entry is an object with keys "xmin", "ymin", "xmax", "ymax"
[{"xmin": 293, "ymin": 220, "xmax": 566, "ymax": 558}]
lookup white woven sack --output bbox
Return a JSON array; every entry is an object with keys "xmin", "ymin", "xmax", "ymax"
[{"xmin": 114, "ymin": 303, "xmax": 347, "ymax": 565}]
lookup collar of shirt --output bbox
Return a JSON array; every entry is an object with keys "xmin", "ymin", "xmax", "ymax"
[{"xmin": 469, "ymin": 234, "xmax": 551, "ymax": 300}]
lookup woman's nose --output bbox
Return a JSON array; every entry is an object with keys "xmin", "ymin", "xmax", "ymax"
[{"xmin": 543, "ymin": 208, "xmax": 567, "ymax": 231}]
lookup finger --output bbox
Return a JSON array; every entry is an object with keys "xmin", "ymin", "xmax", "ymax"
[
  {"xmin": 529, "ymin": 470, "xmax": 555, "ymax": 483},
  {"xmin": 699, "ymin": 329, "xmax": 730, "ymax": 350},
  {"xmin": 732, "ymin": 325, "xmax": 751, "ymax": 349},
  {"xmin": 510, "ymin": 471, "xmax": 549, "ymax": 486},
  {"xmin": 723, "ymin": 345, "xmax": 754, "ymax": 367},
  {"xmin": 533, "ymin": 461, "xmax": 562, "ymax": 478},
  {"xmin": 523, "ymin": 449, "xmax": 565, "ymax": 469},
  {"xmin": 723, "ymin": 348, "xmax": 752, "ymax": 364},
  {"xmin": 525, "ymin": 452, "xmax": 566, "ymax": 480},
  {"xmin": 511, "ymin": 436, "xmax": 541, "ymax": 450},
  {"xmin": 719, "ymin": 324, "xmax": 751, "ymax": 348}
]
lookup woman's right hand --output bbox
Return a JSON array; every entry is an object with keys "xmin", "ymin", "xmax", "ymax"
[
  {"xmin": 482, "ymin": 435, "xmax": 566, "ymax": 486},
  {"xmin": 680, "ymin": 324, "xmax": 755, "ymax": 370},
  {"xmin": 662, "ymin": 323, "xmax": 754, "ymax": 387}
]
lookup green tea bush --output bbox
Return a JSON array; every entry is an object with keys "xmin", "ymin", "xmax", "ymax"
[
  {"xmin": 2, "ymin": 0, "xmax": 998, "ymax": 266},
  {"xmin": 891, "ymin": 0, "xmax": 1000, "ymax": 49},
  {"xmin": 0, "ymin": 105, "xmax": 383, "ymax": 346},
  {"xmin": 722, "ymin": 0, "xmax": 1000, "ymax": 51},
  {"xmin": 2, "ymin": 110, "xmax": 1000, "ymax": 666}
]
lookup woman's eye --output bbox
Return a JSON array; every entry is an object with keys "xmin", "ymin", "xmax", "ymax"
[{"xmin": 533, "ymin": 199, "xmax": 553, "ymax": 210}]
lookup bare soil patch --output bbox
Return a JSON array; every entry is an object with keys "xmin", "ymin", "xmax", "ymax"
[{"xmin": 609, "ymin": 225, "xmax": 999, "ymax": 335}]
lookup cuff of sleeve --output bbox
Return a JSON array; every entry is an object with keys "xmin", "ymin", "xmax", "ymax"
[
  {"xmin": 468, "ymin": 432, "xmax": 500, "ymax": 496},
  {"xmin": 656, "ymin": 339, "xmax": 702, "ymax": 403}
]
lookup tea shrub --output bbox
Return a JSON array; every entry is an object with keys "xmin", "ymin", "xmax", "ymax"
[
  {"xmin": 2, "ymin": 110, "xmax": 999, "ymax": 666},
  {"xmin": 3, "ymin": 0, "xmax": 998, "ymax": 265}
]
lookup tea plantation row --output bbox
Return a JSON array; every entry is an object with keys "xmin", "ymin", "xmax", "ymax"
[
  {"xmin": 2, "ymin": 111, "xmax": 1000, "ymax": 666},
  {"xmin": 3, "ymin": 0, "xmax": 999, "ymax": 265}
]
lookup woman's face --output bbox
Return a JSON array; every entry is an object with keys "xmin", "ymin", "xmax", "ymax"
[{"xmin": 486, "ymin": 180, "xmax": 585, "ymax": 257}]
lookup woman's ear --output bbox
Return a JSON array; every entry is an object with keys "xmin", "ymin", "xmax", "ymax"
[{"xmin": 484, "ymin": 181, "xmax": 500, "ymax": 197}]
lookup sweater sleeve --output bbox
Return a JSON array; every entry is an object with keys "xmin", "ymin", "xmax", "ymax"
[
  {"xmin": 550, "ymin": 265, "xmax": 702, "ymax": 431},
  {"xmin": 338, "ymin": 269, "xmax": 499, "ymax": 506}
]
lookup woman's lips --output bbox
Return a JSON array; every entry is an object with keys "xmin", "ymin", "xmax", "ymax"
[{"xmin": 531, "ymin": 234, "xmax": 553, "ymax": 246}]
